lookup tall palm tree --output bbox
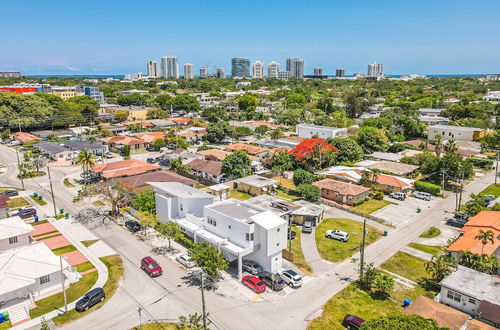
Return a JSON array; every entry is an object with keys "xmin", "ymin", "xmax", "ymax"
[
  {"xmin": 434, "ymin": 134, "xmax": 443, "ymax": 157},
  {"xmin": 425, "ymin": 255, "xmax": 456, "ymax": 283},
  {"xmin": 474, "ymin": 229, "xmax": 495, "ymax": 255},
  {"xmin": 76, "ymin": 148, "xmax": 96, "ymax": 186}
]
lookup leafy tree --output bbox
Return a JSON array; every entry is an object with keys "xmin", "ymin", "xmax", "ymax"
[
  {"xmin": 359, "ymin": 314, "xmax": 446, "ymax": 330},
  {"xmin": 373, "ymin": 272, "xmax": 395, "ymax": 297},
  {"xmin": 179, "ymin": 313, "xmax": 211, "ymax": 330},
  {"xmin": 137, "ymin": 211, "xmax": 158, "ymax": 237},
  {"xmin": 292, "ymin": 169, "xmax": 318, "ymax": 187},
  {"xmin": 168, "ymin": 136, "xmax": 189, "ymax": 149},
  {"xmin": 146, "ymin": 108, "xmax": 168, "ymax": 119},
  {"xmin": 237, "ymin": 94, "xmax": 257, "ymax": 111},
  {"xmin": 271, "ymin": 151, "xmax": 294, "ymax": 171},
  {"xmin": 85, "ymin": 182, "xmax": 131, "ymax": 218},
  {"xmin": 205, "ymin": 121, "xmax": 231, "ymax": 143},
  {"xmin": 0, "ymin": 92, "xmax": 54, "ymax": 128},
  {"xmin": 156, "ymin": 221, "xmax": 180, "ymax": 250},
  {"xmin": 289, "ymin": 138, "xmax": 338, "ymax": 171},
  {"xmin": 201, "ymin": 107, "xmax": 226, "ymax": 122},
  {"xmin": 132, "ymin": 188, "xmax": 156, "ymax": 213},
  {"xmin": 153, "ymin": 138, "xmax": 167, "ymax": 149},
  {"xmin": 285, "ymin": 93, "xmax": 307, "ymax": 109},
  {"xmin": 66, "ymin": 95, "xmax": 100, "ymax": 118},
  {"xmin": 1, "ymin": 129, "xmax": 11, "ymax": 140},
  {"xmin": 254, "ymin": 125, "xmax": 269, "ymax": 137},
  {"xmin": 343, "ymin": 89, "xmax": 369, "ymax": 118},
  {"xmin": 464, "ymin": 193, "xmax": 488, "ymax": 216},
  {"xmin": 329, "ymin": 109, "xmax": 355, "ymax": 128},
  {"xmin": 296, "ymin": 184, "xmax": 320, "ymax": 202},
  {"xmin": 356, "ymin": 126, "xmax": 389, "ymax": 154},
  {"xmin": 121, "ymin": 145, "xmax": 131, "ymax": 157},
  {"xmin": 316, "ymin": 96, "xmax": 336, "ymax": 113},
  {"xmin": 425, "ymin": 255, "xmax": 456, "ymax": 283},
  {"xmin": 458, "ymin": 251, "xmax": 499, "ymax": 274},
  {"xmin": 188, "ymin": 241, "xmax": 229, "ymax": 277},
  {"xmin": 327, "ymin": 137, "xmax": 363, "ymax": 164},
  {"xmin": 170, "ymin": 157, "xmax": 190, "ymax": 173},
  {"xmin": 269, "ymin": 127, "xmax": 285, "ymax": 139},
  {"xmin": 154, "ymin": 94, "xmax": 173, "ymax": 110},
  {"xmin": 114, "ymin": 110, "xmax": 129, "ymax": 122},
  {"xmin": 475, "ymin": 229, "xmax": 495, "ymax": 255},
  {"xmin": 172, "ymin": 94, "xmax": 200, "ymax": 112},
  {"xmin": 234, "ymin": 126, "xmax": 252, "ymax": 137},
  {"xmin": 221, "ymin": 150, "xmax": 252, "ymax": 180}
]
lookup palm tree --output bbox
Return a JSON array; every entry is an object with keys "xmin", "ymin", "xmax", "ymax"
[
  {"xmin": 434, "ymin": 134, "xmax": 443, "ymax": 157},
  {"xmin": 76, "ymin": 148, "xmax": 96, "ymax": 186},
  {"xmin": 474, "ymin": 229, "xmax": 495, "ymax": 255},
  {"xmin": 444, "ymin": 139, "xmax": 458, "ymax": 154},
  {"xmin": 425, "ymin": 255, "xmax": 456, "ymax": 283}
]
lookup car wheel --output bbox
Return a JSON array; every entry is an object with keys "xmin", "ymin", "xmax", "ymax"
[
  {"xmin": 150, "ymin": 272, "xmax": 154, "ymax": 277},
  {"xmin": 84, "ymin": 306, "xmax": 89, "ymax": 311},
  {"xmin": 140, "ymin": 265, "xmax": 144, "ymax": 270},
  {"xmin": 100, "ymin": 297, "xmax": 105, "ymax": 302},
  {"xmin": 288, "ymin": 282, "xmax": 293, "ymax": 287}
]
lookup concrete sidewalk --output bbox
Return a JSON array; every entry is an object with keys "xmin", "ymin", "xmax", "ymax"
[{"xmin": 401, "ymin": 246, "xmax": 434, "ymax": 261}]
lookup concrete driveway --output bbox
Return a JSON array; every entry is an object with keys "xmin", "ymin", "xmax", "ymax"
[{"xmin": 372, "ymin": 195, "xmax": 441, "ymax": 227}]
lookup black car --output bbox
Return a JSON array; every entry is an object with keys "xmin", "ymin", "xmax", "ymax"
[
  {"xmin": 446, "ymin": 218, "xmax": 468, "ymax": 228},
  {"xmin": 146, "ymin": 158, "xmax": 157, "ymax": 164},
  {"xmin": 0, "ymin": 190, "xmax": 18, "ymax": 197},
  {"xmin": 75, "ymin": 287, "xmax": 105, "ymax": 312},
  {"xmin": 12, "ymin": 208, "xmax": 37, "ymax": 219},
  {"xmin": 257, "ymin": 271, "xmax": 285, "ymax": 291},
  {"xmin": 288, "ymin": 228, "xmax": 296, "ymax": 240},
  {"xmin": 125, "ymin": 220, "xmax": 141, "ymax": 233}
]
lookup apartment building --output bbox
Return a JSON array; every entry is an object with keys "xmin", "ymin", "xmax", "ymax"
[
  {"xmin": 150, "ymin": 182, "xmax": 287, "ymax": 277},
  {"xmin": 428, "ymin": 125, "xmax": 485, "ymax": 142},
  {"xmin": 296, "ymin": 123, "xmax": 348, "ymax": 139}
]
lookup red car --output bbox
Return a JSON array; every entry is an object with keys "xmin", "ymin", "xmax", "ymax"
[
  {"xmin": 141, "ymin": 256, "xmax": 163, "ymax": 277},
  {"xmin": 241, "ymin": 275, "xmax": 266, "ymax": 293},
  {"xmin": 342, "ymin": 314, "xmax": 365, "ymax": 329}
]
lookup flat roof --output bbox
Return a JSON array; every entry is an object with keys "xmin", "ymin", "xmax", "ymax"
[
  {"xmin": 431, "ymin": 125, "xmax": 483, "ymax": 132},
  {"xmin": 440, "ymin": 266, "xmax": 500, "ymax": 304},
  {"xmin": 207, "ymin": 199, "xmax": 262, "ymax": 223},
  {"xmin": 149, "ymin": 182, "xmax": 214, "ymax": 199},
  {"xmin": 296, "ymin": 123, "xmax": 346, "ymax": 131},
  {"xmin": 245, "ymin": 194, "xmax": 300, "ymax": 216},
  {"xmin": 236, "ymin": 175, "xmax": 277, "ymax": 188}
]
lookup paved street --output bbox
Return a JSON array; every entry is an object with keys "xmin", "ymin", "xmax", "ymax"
[{"xmin": 0, "ymin": 144, "xmax": 496, "ymax": 330}]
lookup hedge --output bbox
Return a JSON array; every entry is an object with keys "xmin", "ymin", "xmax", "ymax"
[
  {"xmin": 414, "ymin": 181, "xmax": 441, "ymax": 196},
  {"xmin": 469, "ymin": 157, "xmax": 494, "ymax": 170}
]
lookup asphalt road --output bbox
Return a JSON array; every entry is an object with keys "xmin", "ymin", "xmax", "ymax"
[{"xmin": 0, "ymin": 145, "xmax": 495, "ymax": 330}]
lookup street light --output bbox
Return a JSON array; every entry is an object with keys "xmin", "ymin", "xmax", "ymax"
[{"xmin": 59, "ymin": 255, "xmax": 68, "ymax": 313}]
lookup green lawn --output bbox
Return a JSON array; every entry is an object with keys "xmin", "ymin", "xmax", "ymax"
[
  {"xmin": 7, "ymin": 196, "xmax": 30, "ymax": 208},
  {"xmin": 81, "ymin": 239, "xmax": 99, "ymax": 247},
  {"xmin": 33, "ymin": 230, "xmax": 59, "ymax": 238},
  {"xmin": 36, "ymin": 233, "xmax": 63, "ymax": 241},
  {"xmin": 52, "ymin": 255, "xmax": 124, "ymax": 326},
  {"xmin": 229, "ymin": 189, "xmax": 253, "ymax": 201},
  {"xmin": 290, "ymin": 227, "xmax": 312, "ymax": 275},
  {"xmin": 316, "ymin": 218, "xmax": 382, "ymax": 263},
  {"xmin": 63, "ymin": 178, "xmax": 75, "ymax": 188},
  {"xmin": 380, "ymin": 252, "xmax": 429, "ymax": 283},
  {"xmin": 352, "ymin": 199, "xmax": 394, "ymax": 214},
  {"xmin": 76, "ymin": 261, "xmax": 96, "ymax": 272},
  {"xmin": 32, "ymin": 220, "xmax": 49, "ymax": 226},
  {"xmin": 51, "ymin": 245, "xmax": 77, "ymax": 255},
  {"xmin": 418, "ymin": 226, "xmax": 441, "ymax": 238},
  {"xmin": 0, "ymin": 321, "xmax": 12, "ymax": 330},
  {"xmin": 30, "ymin": 271, "xmax": 99, "ymax": 319},
  {"xmin": 273, "ymin": 177, "xmax": 296, "ymax": 190},
  {"xmin": 31, "ymin": 194, "xmax": 48, "ymax": 205},
  {"xmin": 480, "ymin": 183, "xmax": 500, "ymax": 197},
  {"xmin": 275, "ymin": 188, "xmax": 299, "ymax": 202},
  {"xmin": 308, "ymin": 284, "xmax": 435, "ymax": 330},
  {"xmin": 408, "ymin": 243, "xmax": 443, "ymax": 256}
]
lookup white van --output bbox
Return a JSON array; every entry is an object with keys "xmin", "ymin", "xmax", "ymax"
[
  {"xmin": 413, "ymin": 191, "xmax": 431, "ymax": 201},
  {"xmin": 325, "ymin": 230, "xmax": 349, "ymax": 242}
]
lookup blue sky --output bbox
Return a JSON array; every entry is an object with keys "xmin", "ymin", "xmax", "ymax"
[{"xmin": 1, "ymin": 0, "xmax": 499, "ymax": 75}]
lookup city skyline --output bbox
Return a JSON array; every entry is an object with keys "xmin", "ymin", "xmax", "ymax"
[{"xmin": 1, "ymin": 0, "xmax": 499, "ymax": 75}]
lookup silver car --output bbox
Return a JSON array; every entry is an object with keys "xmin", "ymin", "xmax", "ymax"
[
  {"xmin": 280, "ymin": 269, "xmax": 303, "ymax": 288},
  {"xmin": 242, "ymin": 260, "xmax": 263, "ymax": 275},
  {"xmin": 413, "ymin": 191, "xmax": 431, "ymax": 201},
  {"xmin": 176, "ymin": 253, "xmax": 196, "ymax": 268}
]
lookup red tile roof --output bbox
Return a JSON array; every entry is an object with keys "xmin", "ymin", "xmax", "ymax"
[
  {"xmin": 135, "ymin": 132, "xmax": 165, "ymax": 143},
  {"xmin": 373, "ymin": 173, "xmax": 410, "ymax": 188},
  {"xmin": 10, "ymin": 132, "xmax": 41, "ymax": 144},
  {"xmin": 168, "ymin": 117, "xmax": 192, "ymax": 124},
  {"xmin": 118, "ymin": 170, "xmax": 195, "ymax": 193},
  {"xmin": 101, "ymin": 136, "xmax": 146, "ymax": 146},
  {"xmin": 225, "ymin": 143, "xmax": 270, "ymax": 155},
  {"xmin": 313, "ymin": 178, "xmax": 370, "ymax": 196},
  {"xmin": 92, "ymin": 159, "xmax": 159, "ymax": 179},
  {"xmin": 187, "ymin": 159, "xmax": 222, "ymax": 176}
]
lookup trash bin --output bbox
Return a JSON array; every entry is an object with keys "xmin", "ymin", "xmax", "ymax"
[
  {"xmin": 65, "ymin": 213, "xmax": 69, "ymax": 219},
  {"xmin": 59, "ymin": 208, "xmax": 64, "ymax": 214},
  {"xmin": 34, "ymin": 215, "xmax": 39, "ymax": 222},
  {"xmin": 0, "ymin": 312, "xmax": 5, "ymax": 323},
  {"xmin": 38, "ymin": 195, "xmax": 43, "ymax": 201},
  {"xmin": 33, "ymin": 192, "xmax": 38, "ymax": 197},
  {"xmin": 383, "ymin": 230, "xmax": 388, "ymax": 236},
  {"xmin": 403, "ymin": 299, "xmax": 412, "ymax": 307}
]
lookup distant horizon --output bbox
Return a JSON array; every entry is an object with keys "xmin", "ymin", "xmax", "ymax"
[{"xmin": 1, "ymin": 1, "xmax": 499, "ymax": 75}]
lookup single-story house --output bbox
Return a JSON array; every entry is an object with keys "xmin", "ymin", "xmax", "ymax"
[
  {"xmin": 64, "ymin": 140, "xmax": 109, "ymax": 155},
  {"xmin": 313, "ymin": 178, "xmax": 370, "ymax": 205},
  {"xmin": 205, "ymin": 183, "xmax": 231, "ymax": 201},
  {"xmin": 168, "ymin": 117, "xmax": 192, "ymax": 126},
  {"xmin": 369, "ymin": 173, "xmax": 414, "ymax": 193},
  {"xmin": 234, "ymin": 175, "xmax": 278, "ymax": 196},
  {"xmin": 34, "ymin": 142, "xmax": 73, "ymax": 160},
  {"xmin": 186, "ymin": 159, "xmax": 224, "ymax": 183},
  {"xmin": 118, "ymin": 170, "xmax": 196, "ymax": 193},
  {"xmin": 403, "ymin": 296, "xmax": 495, "ymax": 330},
  {"xmin": 134, "ymin": 132, "xmax": 165, "ymax": 144},
  {"xmin": 225, "ymin": 143, "xmax": 271, "ymax": 161},
  {"xmin": 446, "ymin": 211, "xmax": 500, "ymax": 259},
  {"xmin": 197, "ymin": 149, "xmax": 258, "ymax": 162},
  {"xmin": 367, "ymin": 152, "xmax": 404, "ymax": 162},
  {"xmin": 439, "ymin": 266, "xmax": 500, "ymax": 327},
  {"xmin": 31, "ymin": 129, "xmax": 73, "ymax": 140},
  {"xmin": 91, "ymin": 159, "xmax": 160, "ymax": 179},
  {"xmin": 101, "ymin": 136, "xmax": 148, "ymax": 150},
  {"xmin": 360, "ymin": 160, "xmax": 419, "ymax": 176},
  {"xmin": 10, "ymin": 132, "xmax": 41, "ymax": 144},
  {"xmin": 145, "ymin": 119, "xmax": 176, "ymax": 128}
]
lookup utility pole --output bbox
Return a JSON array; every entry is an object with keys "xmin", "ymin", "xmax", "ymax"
[
  {"xmin": 47, "ymin": 166, "xmax": 57, "ymax": 217},
  {"xmin": 458, "ymin": 171, "xmax": 464, "ymax": 210},
  {"xmin": 495, "ymin": 153, "xmax": 499, "ymax": 185},
  {"xmin": 360, "ymin": 219, "xmax": 367, "ymax": 280},
  {"xmin": 15, "ymin": 149, "xmax": 24, "ymax": 189},
  {"xmin": 200, "ymin": 272, "xmax": 207, "ymax": 330},
  {"xmin": 288, "ymin": 219, "xmax": 293, "ymax": 253},
  {"xmin": 441, "ymin": 169, "xmax": 445, "ymax": 192},
  {"xmin": 60, "ymin": 255, "xmax": 68, "ymax": 313}
]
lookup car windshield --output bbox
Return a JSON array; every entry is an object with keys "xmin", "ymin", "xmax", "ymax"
[
  {"xmin": 149, "ymin": 263, "xmax": 159, "ymax": 268},
  {"xmin": 80, "ymin": 296, "xmax": 90, "ymax": 303},
  {"xmin": 255, "ymin": 281, "xmax": 265, "ymax": 286},
  {"xmin": 286, "ymin": 270, "xmax": 298, "ymax": 276}
]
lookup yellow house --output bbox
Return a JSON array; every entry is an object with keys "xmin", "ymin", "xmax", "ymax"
[
  {"xmin": 99, "ymin": 105, "xmax": 152, "ymax": 121},
  {"xmin": 234, "ymin": 175, "xmax": 277, "ymax": 196}
]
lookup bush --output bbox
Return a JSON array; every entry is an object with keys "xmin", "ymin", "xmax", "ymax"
[
  {"xmin": 296, "ymin": 184, "xmax": 320, "ymax": 202},
  {"xmin": 370, "ymin": 190, "xmax": 384, "ymax": 200},
  {"xmin": 352, "ymin": 197, "xmax": 369, "ymax": 207},
  {"xmin": 469, "ymin": 157, "xmax": 494, "ymax": 170},
  {"xmin": 414, "ymin": 181, "xmax": 441, "ymax": 196},
  {"xmin": 292, "ymin": 169, "xmax": 318, "ymax": 187}
]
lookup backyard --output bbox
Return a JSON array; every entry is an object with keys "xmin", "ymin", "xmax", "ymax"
[
  {"xmin": 229, "ymin": 189, "xmax": 252, "ymax": 201},
  {"xmin": 315, "ymin": 218, "xmax": 382, "ymax": 263}
]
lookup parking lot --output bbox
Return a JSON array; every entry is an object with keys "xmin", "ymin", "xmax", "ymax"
[{"xmin": 371, "ymin": 195, "xmax": 442, "ymax": 227}]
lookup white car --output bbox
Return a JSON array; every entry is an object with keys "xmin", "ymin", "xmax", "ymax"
[
  {"xmin": 280, "ymin": 269, "xmax": 303, "ymax": 288},
  {"xmin": 413, "ymin": 191, "xmax": 431, "ymax": 201},
  {"xmin": 176, "ymin": 253, "xmax": 196, "ymax": 268},
  {"xmin": 325, "ymin": 230, "xmax": 349, "ymax": 242}
]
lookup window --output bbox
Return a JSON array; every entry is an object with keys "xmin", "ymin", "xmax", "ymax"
[
  {"xmin": 277, "ymin": 228, "xmax": 280, "ymax": 232},
  {"xmin": 468, "ymin": 298, "xmax": 476, "ymax": 304},
  {"xmin": 40, "ymin": 275, "xmax": 50, "ymax": 284},
  {"xmin": 180, "ymin": 204, "xmax": 184, "ymax": 211},
  {"xmin": 447, "ymin": 290, "xmax": 461, "ymax": 302},
  {"xmin": 228, "ymin": 225, "xmax": 231, "ymax": 229},
  {"xmin": 276, "ymin": 242, "xmax": 280, "ymax": 246},
  {"xmin": 9, "ymin": 236, "xmax": 18, "ymax": 244},
  {"xmin": 207, "ymin": 217, "xmax": 217, "ymax": 226},
  {"xmin": 246, "ymin": 233, "xmax": 254, "ymax": 241}
]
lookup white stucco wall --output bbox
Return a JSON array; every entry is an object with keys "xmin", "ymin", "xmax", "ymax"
[{"xmin": 0, "ymin": 234, "xmax": 31, "ymax": 252}]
